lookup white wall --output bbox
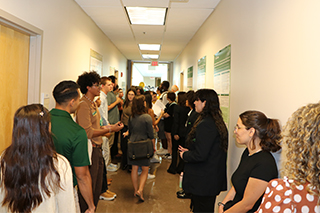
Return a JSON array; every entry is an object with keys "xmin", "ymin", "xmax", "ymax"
[
  {"xmin": 143, "ymin": 77, "xmax": 155, "ymax": 88},
  {"xmin": 174, "ymin": 0, "xmax": 320, "ymax": 204},
  {"xmin": 132, "ymin": 65, "xmax": 144, "ymax": 86},
  {"xmin": 0, "ymin": 0, "xmax": 127, "ymax": 109}
]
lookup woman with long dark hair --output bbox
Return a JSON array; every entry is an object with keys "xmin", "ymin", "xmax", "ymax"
[
  {"xmin": 120, "ymin": 87, "xmax": 136, "ymax": 170},
  {"xmin": 0, "ymin": 104, "xmax": 75, "ymax": 213},
  {"xmin": 128, "ymin": 95, "xmax": 154, "ymax": 202},
  {"xmin": 179, "ymin": 89, "xmax": 228, "ymax": 212},
  {"xmin": 219, "ymin": 110, "xmax": 281, "ymax": 213}
]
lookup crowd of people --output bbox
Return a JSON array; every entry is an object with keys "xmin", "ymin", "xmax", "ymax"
[{"xmin": 0, "ymin": 70, "xmax": 320, "ymax": 212}]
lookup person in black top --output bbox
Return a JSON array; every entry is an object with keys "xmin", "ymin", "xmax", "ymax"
[
  {"xmin": 179, "ymin": 89, "xmax": 228, "ymax": 212},
  {"xmin": 176, "ymin": 90, "xmax": 200, "ymax": 199},
  {"xmin": 167, "ymin": 92, "xmax": 189, "ymax": 174},
  {"xmin": 219, "ymin": 111, "xmax": 281, "ymax": 213},
  {"xmin": 163, "ymin": 92, "xmax": 176, "ymax": 158}
]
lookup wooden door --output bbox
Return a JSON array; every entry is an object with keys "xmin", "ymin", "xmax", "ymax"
[
  {"xmin": 180, "ymin": 72, "xmax": 184, "ymax": 91},
  {"xmin": 0, "ymin": 24, "xmax": 29, "ymax": 152}
]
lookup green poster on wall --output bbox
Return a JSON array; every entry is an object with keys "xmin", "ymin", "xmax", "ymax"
[
  {"xmin": 187, "ymin": 66, "xmax": 193, "ymax": 89},
  {"xmin": 214, "ymin": 45, "xmax": 231, "ymax": 127},
  {"xmin": 197, "ymin": 56, "xmax": 206, "ymax": 89}
]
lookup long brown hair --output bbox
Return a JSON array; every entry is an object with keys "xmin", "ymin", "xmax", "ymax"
[
  {"xmin": 131, "ymin": 95, "xmax": 147, "ymax": 117},
  {"xmin": 0, "ymin": 104, "xmax": 61, "ymax": 213}
]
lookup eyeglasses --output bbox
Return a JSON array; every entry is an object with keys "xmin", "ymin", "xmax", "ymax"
[{"xmin": 92, "ymin": 83, "xmax": 101, "ymax": 88}]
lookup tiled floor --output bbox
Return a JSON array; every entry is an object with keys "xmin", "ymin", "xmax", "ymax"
[{"xmin": 96, "ymin": 156, "xmax": 190, "ymax": 213}]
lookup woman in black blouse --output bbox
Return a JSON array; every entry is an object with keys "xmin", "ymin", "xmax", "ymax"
[
  {"xmin": 167, "ymin": 91, "xmax": 189, "ymax": 174},
  {"xmin": 179, "ymin": 89, "xmax": 228, "ymax": 212},
  {"xmin": 219, "ymin": 111, "xmax": 281, "ymax": 213}
]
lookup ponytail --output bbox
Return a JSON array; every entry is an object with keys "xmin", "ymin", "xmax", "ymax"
[
  {"xmin": 261, "ymin": 118, "xmax": 281, "ymax": 152},
  {"xmin": 240, "ymin": 111, "xmax": 281, "ymax": 152}
]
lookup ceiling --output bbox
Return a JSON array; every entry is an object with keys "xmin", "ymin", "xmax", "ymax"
[{"xmin": 75, "ymin": 0, "xmax": 221, "ymax": 62}]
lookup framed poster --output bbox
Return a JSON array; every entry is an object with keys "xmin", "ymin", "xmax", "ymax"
[
  {"xmin": 214, "ymin": 45, "xmax": 231, "ymax": 126},
  {"xmin": 197, "ymin": 56, "xmax": 206, "ymax": 89},
  {"xmin": 187, "ymin": 66, "xmax": 193, "ymax": 89},
  {"xmin": 89, "ymin": 49, "xmax": 103, "ymax": 75}
]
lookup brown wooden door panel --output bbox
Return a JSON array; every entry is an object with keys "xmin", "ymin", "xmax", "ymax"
[{"xmin": 0, "ymin": 24, "xmax": 29, "ymax": 152}]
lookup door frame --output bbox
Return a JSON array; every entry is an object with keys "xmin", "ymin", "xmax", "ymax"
[{"xmin": 0, "ymin": 9, "xmax": 43, "ymax": 104}]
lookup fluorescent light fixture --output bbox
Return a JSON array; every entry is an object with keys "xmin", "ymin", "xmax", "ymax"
[
  {"xmin": 125, "ymin": 7, "xmax": 167, "ymax": 25},
  {"xmin": 142, "ymin": 54, "xmax": 159, "ymax": 59},
  {"xmin": 139, "ymin": 44, "xmax": 161, "ymax": 51}
]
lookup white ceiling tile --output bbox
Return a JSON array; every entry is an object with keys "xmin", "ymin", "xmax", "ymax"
[
  {"xmin": 132, "ymin": 25, "xmax": 165, "ymax": 43},
  {"xmin": 75, "ymin": 0, "xmax": 121, "ymax": 7},
  {"xmin": 122, "ymin": 0, "xmax": 170, "ymax": 7},
  {"xmin": 170, "ymin": 0, "xmax": 220, "ymax": 9}
]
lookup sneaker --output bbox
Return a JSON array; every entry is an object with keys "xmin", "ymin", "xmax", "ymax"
[
  {"xmin": 148, "ymin": 174, "xmax": 156, "ymax": 179},
  {"xmin": 164, "ymin": 153, "xmax": 171, "ymax": 159},
  {"xmin": 99, "ymin": 191, "xmax": 115, "ymax": 201},
  {"xmin": 106, "ymin": 190, "xmax": 117, "ymax": 198},
  {"xmin": 107, "ymin": 164, "xmax": 118, "ymax": 172},
  {"xmin": 150, "ymin": 153, "xmax": 160, "ymax": 163},
  {"xmin": 156, "ymin": 148, "xmax": 169, "ymax": 155},
  {"xmin": 109, "ymin": 163, "xmax": 118, "ymax": 168},
  {"xmin": 138, "ymin": 167, "xmax": 142, "ymax": 175}
]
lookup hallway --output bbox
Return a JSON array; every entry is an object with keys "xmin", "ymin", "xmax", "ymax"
[{"xmin": 96, "ymin": 158, "xmax": 190, "ymax": 213}]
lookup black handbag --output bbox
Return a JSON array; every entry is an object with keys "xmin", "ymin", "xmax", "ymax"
[{"xmin": 128, "ymin": 139, "xmax": 154, "ymax": 160}]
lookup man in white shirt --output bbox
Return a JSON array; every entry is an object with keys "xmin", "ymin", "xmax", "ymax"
[
  {"xmin": 98, "ymin": 76, "xmax": 118, "ymax": 201},
  {"xmin": 99, "ymin": 77, "xmax": 113, "ymax": 167}
]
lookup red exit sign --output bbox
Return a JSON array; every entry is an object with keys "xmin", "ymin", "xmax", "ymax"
[{"xmin": 151, "ymin": 61, "xmax": 158, "ymax": 66}]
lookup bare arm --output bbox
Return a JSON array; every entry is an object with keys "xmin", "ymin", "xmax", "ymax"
[
  {"xmin": 148, "ymin": 109, "xmax": 157, "ymax": 127},
  {"xmin": 74, "ymin": 166, "xmax": 95, "ymax": 213},
  {"xmin": 92, "ymin": 122, "xmax": 124, "ymax": 138},
  {"xmin": 154, "ymin": 110, "xmax": 164, "ymax": 126},
  {"xmin": 224, "ymin": 178, "xmax": 268, "ymax": 213},
  {"xmin": 218, "ymin": 186, "xmax": 236, "ymax": 213},
  {"xmin": 107, "ymin": 97, "xmax": 122, "ymax": 111}
]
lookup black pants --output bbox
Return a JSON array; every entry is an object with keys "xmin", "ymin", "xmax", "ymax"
[
  {"xmin": 191, "ymin": 195, "xmax": 216, "ymax": 213},
  {"xmin": 176, "ymin": 136, "xmax": 185, "ymax": 173},
  {"xmin": 101, "ymin": 158, "xmax": 108, "ymax": 193},
  {"xmin": 78, "ymin": 147, "xmax": 104, "ymax": 212},
  {"xmin": 111, "ymin": 131, "xmax": 119, "ymax": 159},
  {"xmin": 167, "ymin": 134, "xmax": 179, "ymax": 173},
  {"xmin": 120, "ymin": 125, "xmax": 129, "ymax": 168}
]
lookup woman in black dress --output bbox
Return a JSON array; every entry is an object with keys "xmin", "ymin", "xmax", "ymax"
[
  {"xmin": 127, "ymin": 95, "xmax": 154, "ymax": 202},
  {"xmin": 218, "ymin": 111, "xmax": 281, "ymax": 213},
  {"xmin": 179, "ymin": 89, "xmax": 228, "ymax": 212}
]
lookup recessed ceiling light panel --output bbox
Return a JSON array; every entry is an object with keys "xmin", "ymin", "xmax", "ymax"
[
  {"xmin": 126, "ymin": 7, "xmax": 167, "ymax": 25},
  {"xmin": 139, "ymin": 44, "xmax": 161, "ymax": 51},
  {"xmin": 142, "ymin": 54, "xmax": 159, "ymax": 59}
]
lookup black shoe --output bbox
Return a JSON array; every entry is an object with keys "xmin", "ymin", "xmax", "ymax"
[
  {"xmin": 177, "ymin": 190, "xmax": 192, "ymax": 199},
  {"xmin": 121, "ymin": 164, "xmax": 128, "ymax": 170},
  {"xmin": 176, "ymin": 190, "xmax": 184, "ymax": 196},
  {"xmin": 167, "ymin": 169, "xmax": 176, "ymax": 174}
]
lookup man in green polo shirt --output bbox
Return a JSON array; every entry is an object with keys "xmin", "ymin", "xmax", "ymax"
[{"xmin": 51, "ymin": 80, "xmax": 95, "ymax": 213}]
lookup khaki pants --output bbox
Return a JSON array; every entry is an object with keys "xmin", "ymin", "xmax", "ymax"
[{"xmin": 102, "ymin": 136, "xmax": 110, "ymax": 167}]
